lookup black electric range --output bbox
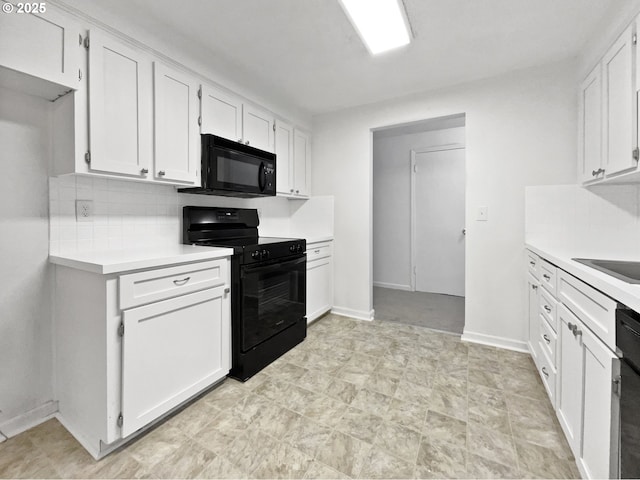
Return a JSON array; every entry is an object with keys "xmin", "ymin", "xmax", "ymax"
[{"xmin": 183, "ymin": 206, "xmax": 307, "ymax": 381}]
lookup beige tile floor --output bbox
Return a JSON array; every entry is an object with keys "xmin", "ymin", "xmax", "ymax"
[{"xmin": 0, "ymin": 314, "xmax": 580, "ymax": 479}]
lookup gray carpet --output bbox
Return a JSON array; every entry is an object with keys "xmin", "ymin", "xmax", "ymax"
[{"xmin": 373, "ymin": 287, "xmax": 465, "ymax": 334}]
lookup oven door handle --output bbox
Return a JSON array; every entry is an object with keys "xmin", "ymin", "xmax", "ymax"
[
  {"xmin": 241, "ymin": 255, "xmax": 306, "ymax": 275},
  {"xmin": 258, "ymin": 161, "xmax": 266, "ymax": 192}
]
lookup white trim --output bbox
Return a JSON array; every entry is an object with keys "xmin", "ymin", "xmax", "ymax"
[
  {"xmin": 410, "ymin": 143, "xmax": 466, "ymax": 294},
  {"xmin": 0, "ymin": 400, "xmax": 59, "ymax": 438},
  {"xmin": 461, "ymin": 330, "xmax": 529, "ymax": 353},
  {"xmin": 331, "ymin": 306, "xmax": 375, "ymax": 321},
  {"xmin": 372, "ymin": 281, "xmax": 412, "ymax": 291}
]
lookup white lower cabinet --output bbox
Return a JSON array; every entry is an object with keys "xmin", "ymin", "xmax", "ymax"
[
  {"xmin": 54, "ymin": 258, "xmax": 231, "ymax": 458},
  {"xmin": 526, "ymin": 272, "xmax": 540, "ymax": 367},
  {"xmin": 528, "ymin": 250, "xmax": 620, "ymax": 479},
  {"xmin": 306, "ymin": 241, "xmax": 333, "ymax": 322}
]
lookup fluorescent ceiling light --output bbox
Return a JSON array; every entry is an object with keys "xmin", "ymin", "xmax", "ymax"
[{"xmin": 339, "ymin": 0, "xmax": 411, "ymax": 55}]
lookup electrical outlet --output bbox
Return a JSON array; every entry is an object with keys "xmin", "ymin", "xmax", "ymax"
[
  {"xmin": 476, "ymin": 206, "xmax": 488, "ymax": 221},
  {"xmin": 76, "ymin": 199, "xmax": 93, "ymax": 222}
]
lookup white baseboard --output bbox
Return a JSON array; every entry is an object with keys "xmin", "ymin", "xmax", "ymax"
[
  {"xmin": 461, "ymin": 330, "xmax": 529, "ymax": 353},
  {"xmin": 331, "ymin": 306, "xmax": 375, "ymax": 321},
  {"xmin": 373, "ymin": 282, "xmax": 412, "ymax": 292},
  {"xmin": 0, "ymin": 400, "xmax": 58, "ymax": 438}
]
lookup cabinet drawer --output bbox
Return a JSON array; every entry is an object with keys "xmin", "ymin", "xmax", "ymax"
[
  {"xmin": 120, "ymin": 259, "xmax": 228, "ymax": 309},
  {"xmin": 306, "ymin": 242, "xmax": 332, "ymax": 263},
  {"xmin": 539, "ymin": 259, "xmax": 558, "ymax": 296},
  {"xmin": 539, "ymin": 315, "xmax": 557, "ymax": 366},
  {"xmin": 526, "ymin": 250, "xmax": 540, "ymax": 279},
  {"xmin": 538, "ymin": 347, "xmax": 557, "ymax": 408},
  {"xmin": 557, "ymin": 270, "xmax": 617, "ymax": 351},
  {"xmin": 539, "ymin": 288, "xmax": 558, "ymax": 332}
]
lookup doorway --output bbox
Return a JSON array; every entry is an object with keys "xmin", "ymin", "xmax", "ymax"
[{"xmin": 372, "ymin": 114, "xmax": 466, "ymax": 334}]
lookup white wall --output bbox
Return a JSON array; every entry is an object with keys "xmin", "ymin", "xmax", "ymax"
[
  {"xmin": 312, "ymin": 60, "xmax": 577, "ymax": 347},
  {"xmin": 373, "ymin": 126, "xmax": 465, "ymax": 290},
  {"xmin": 526, "ymin": 184, "xmax": 640, "ymax": 258},
  {"xmin": 0, "ymin": 87, "xmax": 53, "ymax": 429}
]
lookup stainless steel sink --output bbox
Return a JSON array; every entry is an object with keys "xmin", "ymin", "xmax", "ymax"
[{"xmin": 573, "ymin": 258, "xmax": 640, "ymax": 284}]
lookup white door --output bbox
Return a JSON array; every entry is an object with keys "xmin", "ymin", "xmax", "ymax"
[
  {"xmin": 603, "ymin": 25, "xmax": 635, "ymax": 177},
  {"xmin": 121, "ymin": 286, "xmax": 230, "ymax": 437},
  {"xmin": 242, "ymin": 104, "xmax": 274, "ymax": 152},
  {"xmin": 580, "ymin": 324, "xmax": 619, "ymax": 479},
  {"xmin": 293, "ymin": 129, "xmax": 310, "ymax": 197},
  {"xmin": 579, "ymin": 65, "xmax": 603, "ymax": 183},
  {"xmin": 200, "ymin": 85, "xmax": 242, "ymax": 142},
  {"xmin": 413, "ymin": 147, "xmax": 465, "ymax": 296},
  {"xmin": 88, "ymin": 29, "xmax": 152, "ymax": 177},
  {"xmin": 153, "ymin": 62, "xmax": 199, "ymax": 184},
  {"xmin": 275, "ymin": 120, "xmax": 294, "ymax": 195},
  {"xmin": 556, "ymin": 305, "xmax": 584, "ymax": 455}
]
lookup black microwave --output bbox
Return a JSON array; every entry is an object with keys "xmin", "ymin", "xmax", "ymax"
[{"xmin": 179, "ymin": 134, "xmax": 276, "ymax": 197}]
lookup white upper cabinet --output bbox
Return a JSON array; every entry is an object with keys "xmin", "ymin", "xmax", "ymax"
[
  {"xmin": 0, "ymin": 2, "xmax": 81, "ymax": 94},
  {"xmin": 243, "ymin": 104, "xmax": 274, "ymax": 152},
  {"xmin": 579, "ymin": 65, "xmax": 603, "ymax": 183},
  {"xmin": 200, "ymin": 84, "xmax": 243, "ymax": 142},
  {"xmin": 88, "ymin": 29, "xmax": 153, "ymax": 177},
  {"xmin": 293, "ymin": 129, "xmax": 311, "ymax": 197},
  {"xmin": 275, "ymin": 120, "xmax": 294, "ymax": 195},
  {"xmin": 153, "ymin": 62, "xmax": 199, "ymax": 184},
  {"xmin": 603, "ymin": 25, "xmax": 636, "ymax": 177}
]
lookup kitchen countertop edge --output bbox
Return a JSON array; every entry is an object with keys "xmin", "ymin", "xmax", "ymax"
[
  {"xmin": 526, "ymin": 242, "xmax": 640, "ymax": 312},
  {"xmin": 49, "ymin": 246, "xmax": 235, "ymax": 275},
  {"xmin": 305, "ymin": 236, "xmax": 334, "ymax": 244}
]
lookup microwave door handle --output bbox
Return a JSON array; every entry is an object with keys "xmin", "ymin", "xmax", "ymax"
[{"xmin": 258, "ymin": 162, "xmax": 266, "ymax": 192}]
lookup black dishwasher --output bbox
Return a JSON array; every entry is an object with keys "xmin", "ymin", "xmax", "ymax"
[{"xmin": 617, "ymin": 307, "xmax": 640, "ymax": 479}]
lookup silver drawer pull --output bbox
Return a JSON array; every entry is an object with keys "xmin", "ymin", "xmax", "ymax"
[
  {"xmin": 568, "ymin": 322, "xmax": 575, "ymax": 332},
  {"xmin": 532, "ymin": 284, "xmax": 538, "ymax": 290},
  {"xmin": 544, "ymin": 305, "xmax": 551, "ymax": 313},
  {"xmin": 574, "ymin": 328, "xmax": 582, "ymax": 338},
  {"xmin": 541, "ymin": 367, "xmax": 549, "ymax": 378},
  {"xmin": 173, "ymin": 277, "xmax": 191, "ymax": 286},
  {"xmin": 529, "ymin": 261, "xmax": 536, "ymax": 266},
  {"xmin": 543, "ymin": 334, "xmax": 550, "ymax": 344},
  {"xmin": 543, "ymin": 274, "xmax": 551, "ymax": 280},
  {"xmin": 314, "ymin": 249, "xmax": 320, "ymax": 254}
]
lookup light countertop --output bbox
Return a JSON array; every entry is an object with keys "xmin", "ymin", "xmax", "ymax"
[
  {"xmin": 50, "ymin": 245, "xmax": 234, "ymax": 275},
  {"xmin": 305, "ymin": 235, "xmax": 333, "ymax": 244},
  {"xmin": 526, "ymin": 242, "xmax": 640, "ymax": 313}
]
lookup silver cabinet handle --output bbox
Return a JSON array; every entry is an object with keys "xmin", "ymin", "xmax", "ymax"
[
  {"xmin": 574, "ymin": 328, "xmax": 582, "ymax": 338},
  {"xmin": 158, "ymin": 170, "xmax": 166, "ymax": 176},
  {"xmin": 544, "ymin": 305, "xmax": 551, "ymax": 313},
  {"xmin": 314, "ymin": 249, "xmax": 320, "ymax": 254},
  {"xmin": 543, "ymin": 334, "xmax": 550, "ymax": 344},
  {"xmin": 462, "ymin": 228, "xmax": 466, "ymax": 235},
  {"xmin": 541, "ymin": 367, "xmax": 549, "ymax": 377},
  {"xmin": 529, "ymin": 261, "xmax": 536, "ymax": 266},
  {"xmin": 140, "ymin": 168, "xmax": 148, "ymax": 174},
  {"xmin": 568, "ymin": 322, "xmax": 575, "ymax": 331},
  {"xmin": 238, "ymin": 138, "xmax": 243, "ymax": 143},
  {"xmin": 592, "ymin": 169, "xmax": 599, "ymax": 177},
  {"xmin": 296, "ymin": 190, "xmax": 299, "ymax": 194},
  {"xmin": 224, "ymin": 287, "xmax": 230, "ymax": 294},
  {"xmin": 532, "ymin": 285, "xmax": 538, "ymax": 290},
  {"xmin": 245, "ymin": 140, "xmax": 250, "ymax": 145},
  {"xmin": 173, "ymin": 277, "xmax": 190, "ymax": 286},
  {"xmin": 543, "ymin": 274, "xmax": 551, "ymax": 280},
  {"xmin": 290, "ymin": 189, "xmax": 294, "ymax": 193}
]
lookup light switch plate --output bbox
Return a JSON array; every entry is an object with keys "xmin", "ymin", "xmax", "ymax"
[
  {"xmin": 76, "ymin": 199, "xmax": 93, "ymax": 222},
  {"xmin": 476, "ymin": 206, "xmax": 488, "ymax": 221}
]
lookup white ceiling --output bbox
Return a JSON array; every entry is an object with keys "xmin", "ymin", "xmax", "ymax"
[{"xmin": 61, "ymin": 0, "xmax": 621, "ymax": 116}]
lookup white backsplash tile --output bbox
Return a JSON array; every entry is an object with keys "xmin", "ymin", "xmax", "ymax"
[{"xmin": 525, "ymin": 183, "xmax": 640, "ymax": 259}]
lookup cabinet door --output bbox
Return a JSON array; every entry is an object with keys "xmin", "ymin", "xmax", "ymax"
[
  {"xmin": 121, "ymin": 286, "xmax": 230, "ymax": 437},
  {"xmin": 153, "ymin": 62, "xmax": 199, "ymax": 184},
  {"xmin": 307, "ymin": 258, "xmax": 332, "ymax": 322},
  {"xmin": 603, "ymin": 25, "xmax": 636, "ymax": 177},
  {"xmin": 294, "ymin": 129, "xmax": 311, "ymax": 197},
  {"xmin": 243, "ymin": 104, "xmax": 274, "ymax": 152},
  {"xmin": 275, "ymin": 120, "xmax": 294, "ymax": 195},
  {"xmin": 527, "ymin": 274, "xmax": 540, "ymax": 367},
  {"xmin": 0, "ymin": 2, "xmax": 80, "ymax": 91},
  {"xmin": 200, "ymin": 85, "xmax": 242, "ymax": 142},
  {"xmin": 88, "ymin": 29, "xmax": 152, "ymax": 177},
  {"xmin": 579, "ymin": 64, "xmax": 603, "ymax": 183},
  {"xmin": 580, "ymin": 324, "xmax": 619, "ymax": 479},
  {"xmin": 556, "ymin": 305, "xmax": 584, "ymax": 455}
]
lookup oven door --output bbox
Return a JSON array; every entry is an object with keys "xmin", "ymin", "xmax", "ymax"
[{"xmin": 239, "ymin": 255, "xmax": 306, "ymax": 352}]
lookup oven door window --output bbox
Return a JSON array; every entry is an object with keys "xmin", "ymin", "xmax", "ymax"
[{"xmin": 240, "ymin": 256, "xmax": 306, "ymax": 352}]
